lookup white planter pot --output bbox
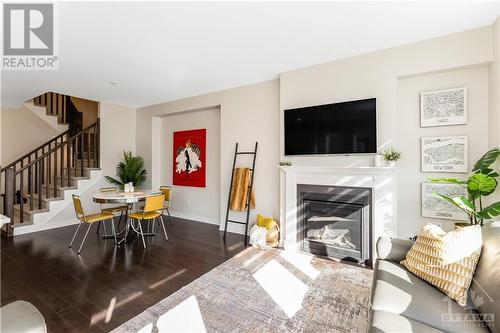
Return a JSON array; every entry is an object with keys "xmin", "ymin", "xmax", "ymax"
[{"xmin": 386, "ymin": 160, "xmax": 396, "ymax": 167}]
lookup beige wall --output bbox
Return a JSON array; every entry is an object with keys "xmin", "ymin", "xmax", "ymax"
[
  {"xmin": 137, "ymin": 80, "xmax": 280, "ymax": 232},
  {"xmin": 280, "ymin": 25, "xmax": 493, "ymax": 165},
  {"xmin": 279, "ymin": 25, "xmax": 494, "ymax": 238},
  {"xmin": 1, "ymin": 106, "xmax": 58, "ymax": 166},
  {"xmin": 489, "ymin": 17, "xmax": 500, "ymax": 148},
  {"xmin": 397, "ymin": 66, "xmax": 489, "ymax": 236},
  {"xmin": 99, "ymin": 102, "xmax": 137, "ymax": 178},
  {"xmin": 71, "ymin": 97, "xmax": 98, "ymax": 127},
  {"xmin": 136, "ymin": 25, "xmax": 497, "ymax": 236},
  {"xmin": 154, "ymin": 107, "xmax": 220, "ymax": 223}
]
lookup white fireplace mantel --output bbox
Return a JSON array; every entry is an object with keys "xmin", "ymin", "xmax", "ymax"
[{"xmin": 279, "ymin": 165, "xmax": 398, "ymax": 259}]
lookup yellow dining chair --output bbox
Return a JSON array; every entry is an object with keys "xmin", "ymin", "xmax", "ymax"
[
  {"xmin": 69, "ymin": 195, "xmax": 116, "ymax": 255},
  {"xmin": 96, "ymin": 187, "xmax": 128, "ymax": 235},
  {"xmin": 129, "ymin": 193, "xmax": 168, "ymax": 249},
  {"xmin": 159, "ymin": 186, "xmax": 174, "ymax": 226}
]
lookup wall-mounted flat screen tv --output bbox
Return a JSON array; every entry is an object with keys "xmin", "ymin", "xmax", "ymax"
[{"xmin": 284, "ymin": 98, "xmax": 377, "ymax": 155}]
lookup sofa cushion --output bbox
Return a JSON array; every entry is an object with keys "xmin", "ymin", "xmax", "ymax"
[
  {"xmin": 376, "ymin": 237, "xmax": 414, "ymax": 262},
  {"xmin": 0, "ymin": 300, "xmax": 47, "ymax": 333},
  {"xmin": 371, "ymin": 260, "xmax": 488, "ymax": 333},
  {"xmin": 400, "ymin": 224, "xmax": 482, "ymax": 306},
  {"xmin": 370, "ymin": 310, "xmax": 444, "ymax": 333},
  {"xmin": 469, "ymin": 222, "xmax": 500, "ymax": 333}
]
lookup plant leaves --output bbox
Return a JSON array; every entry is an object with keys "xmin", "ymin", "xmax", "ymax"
[
  {"xmin": 104, "ymin": 176, "xmax": 123, "ymax": 188},
  {"xmin": 478, "ymin": 202, "xmax": 500, "ymax": 219},
  {"xmin": 473, "ymin": 148, "xmax": 500, "ymax": 173},
  {"xmin": 429, "ymin": 178, "xmax": 467, "ymax": 185},
  {"xmin": 433, "ymin": 193, "xmax": 476, "ymax": 217},
  {"xmin": 106, "ymin": 151, "xmax": 147, "ymax": 187},
  {"xmin": 467, "ymin": 173, "xmax": 497, "ymax": 198}
]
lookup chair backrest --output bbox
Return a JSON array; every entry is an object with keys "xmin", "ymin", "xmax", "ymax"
[
  {"xmin": 160, "ymin": 186, "xmax": 172, "ymax": 202},
  {"xmin": 100, "ymin": 187, "xmax": 118, "ymax": 192},
  {"xmin": 144, "ymin": 193, "xmax": 165, "ymax": 213},
  {"xmin": 72, "ymin": 194, "xmax": 85, "ymax": 220}
]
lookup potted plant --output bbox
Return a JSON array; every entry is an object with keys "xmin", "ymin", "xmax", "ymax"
[
  {"xmin": 431, "ymin": 148, "xmax": 500, "ymax": 227},
  {"xmin": 105, "ymin": 151, "xmax": 147, "ymax": 189},
  {"xmin": 383, "ymin": 147, "xmax": 401, "ymax": 167}
]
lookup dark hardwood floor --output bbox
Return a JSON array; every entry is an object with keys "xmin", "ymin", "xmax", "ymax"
[{"xmin": 1, "ymin": 218, "xmax": 247, "ymax": 333}]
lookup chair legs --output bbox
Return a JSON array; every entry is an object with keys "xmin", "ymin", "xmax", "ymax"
[
  {"xmin": 136, "ymin": 219, "xmax": 147, "ymax": 249},
  {"xmin": 96, "ymin": 220, "xmax": 101, "ymax": 234},
  {"xmin": 69, "ymin": 223, "xmax": 82, "ymax": 248},
  {"xmin": 110, "ymin": 218, "xmax": 118, "ymax": 244},
  {"xmin": 164, "ymin": 208, "xmax": 173, "ymax": 226},
  {"xmin": 159, "ymin": 215, "xmax": 169, "ymax": 241},
  {"xmin": 77, "ymin": 223, "xmax": 93, "ymax": 255}
]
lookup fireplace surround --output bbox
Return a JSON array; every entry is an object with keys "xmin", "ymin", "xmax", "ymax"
[
  {"xmin": 279, "ymin": 166, "xmax": 397, "ymax": 263},
  {"xmin": 297, "ymin": 184, "xmax": 372, "ymax": 263}
]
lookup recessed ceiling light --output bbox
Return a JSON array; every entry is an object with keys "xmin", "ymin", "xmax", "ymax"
[{"xmin": 108, "ymin": 81, "xmax": 118, "ymax": 85}]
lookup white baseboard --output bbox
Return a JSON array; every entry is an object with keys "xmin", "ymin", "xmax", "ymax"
[
  {"xmin": 169, "ymin": 211, "xmax": 220, "ymax": 226},
  {"xmin": 168, "ymin": 211, "xmax": 248, "ymax": 235},
  {"xmin": 218, "ymin": 222, "xmax": 246, "ymax": 235},
  {"xmin": 14, "ymin": 218, "xmax": 78, "ymax": 236}
]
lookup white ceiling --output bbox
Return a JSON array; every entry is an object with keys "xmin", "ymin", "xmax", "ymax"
[{"xmin": 2, "ymin": 1, "xmax": 499, "ymax": 108}]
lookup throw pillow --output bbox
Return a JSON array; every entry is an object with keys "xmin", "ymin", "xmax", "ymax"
[
  {"xmin": 256, "ymin": 214, "xmax": 275, "ymax": 229},
  {"xmin": 401, "ymin": 223, "xmax": 482, "ymax": 306}
]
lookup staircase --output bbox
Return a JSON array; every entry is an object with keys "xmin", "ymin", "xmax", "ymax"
[{"xmin": 1, "ymin": 93, "xmax": 101, "ymax": 236}]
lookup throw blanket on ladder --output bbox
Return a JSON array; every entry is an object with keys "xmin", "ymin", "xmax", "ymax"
[{"xmin": 229, "ymin": 168, "xmax": 256, "ymax": 211}]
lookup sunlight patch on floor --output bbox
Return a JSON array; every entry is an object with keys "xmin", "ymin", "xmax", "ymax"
[
  {"xmin": 279, "ymin": 250, "xmax": 320, "ymax": 280},
  {"xmin": 243, "ymin": 250, "xmax": 266, "ymax": 267},
  {"xmin": 91, "ymin": 291, "xmax": 143, "ymax": 325},
  {"xmin": 156, "ymin": 295, "xmax": 207, "ymax": 332},
  {"xmin": 105, "ymin": 297, "xmax": 116, "ymax": 323},
  {"xmin": 253, "ymin": 259, "xmax": 308, "ymax": 318},
  {"xmin": 149, "ymin": 269, "xmax": 187, "ymax": 290}
]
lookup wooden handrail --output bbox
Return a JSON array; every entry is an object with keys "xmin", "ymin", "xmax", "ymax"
[
  {"xmin": 1, "ymin": 93, "xmax": 99, "ymax": 235},
  {"xmin": 1, "ymin": 129, "xmax": 70, "ymax": 173},
  {"xmin": 13, "ymin": 120, "xmax": 99, "ymax": 175}
]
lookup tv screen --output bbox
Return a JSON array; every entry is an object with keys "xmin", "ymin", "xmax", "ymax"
[{"xmin": 284, "ymin": 98, "xmax": 377, "ymax": 155}]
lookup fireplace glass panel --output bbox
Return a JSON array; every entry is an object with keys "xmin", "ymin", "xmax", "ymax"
[{"xmin": 304, "ymin": 200, "xmax": 362, "ymax": 251}]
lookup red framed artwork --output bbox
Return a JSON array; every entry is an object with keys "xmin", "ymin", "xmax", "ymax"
[{"xmin": 173, "ymin": 129, "xmax": 206, "ymax": 187}]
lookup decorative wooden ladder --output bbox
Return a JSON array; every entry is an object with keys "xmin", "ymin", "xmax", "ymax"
[{"xmin": 223, "ymin": 142, "xmax": 258, "ymax": 245}]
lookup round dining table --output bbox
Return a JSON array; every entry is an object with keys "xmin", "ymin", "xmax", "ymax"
[
  {"xmin": 92, "ymin": 189, "xmax": 159, "ymax": 246},
  {"xmin": 93, "ymin": 189, "xmax": 157, "ymax": 205}
]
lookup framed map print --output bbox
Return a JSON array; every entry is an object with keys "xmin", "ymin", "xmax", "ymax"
[
  {"xmin": 173, "ymin": 129, "xmax": 206, "ymax": 187},
  {"xmin": 421, "ymin": 182, "xmax": 468, "ymax": 221},
  {"xmin": 421, "ymin": 136, "xmax": 468, "ymax": 173},
  {"xmin": 420, "ymin": 87, "xmax": 467, "ymax": 127}
]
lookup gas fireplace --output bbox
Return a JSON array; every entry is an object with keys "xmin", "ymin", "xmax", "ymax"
[{"xmin": 297, "ymin": 184, "xmax": 372, "ymax": 263}]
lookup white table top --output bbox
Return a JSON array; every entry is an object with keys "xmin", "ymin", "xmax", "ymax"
[
  {"xmin": 93, "ymin": 189, "xmax": 159, "ymax": 204},
  {"xmin": 0, "ymin": 214, "xmax": 10, "ymax": 228}
]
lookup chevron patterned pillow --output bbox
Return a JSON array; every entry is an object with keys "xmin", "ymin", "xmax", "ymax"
[{"xmin": 401, "ymin": 223, "xmax": 482, "ymax": 306}]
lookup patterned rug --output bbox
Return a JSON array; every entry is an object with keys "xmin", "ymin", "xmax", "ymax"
[{"xmin": 112, "ymin": 248, "xmax": 373, "ymax": 333}]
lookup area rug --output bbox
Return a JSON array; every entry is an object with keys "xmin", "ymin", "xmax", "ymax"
[{"xmin": 112, "ymin": 248, "xmax": 373, "ymax": 333}]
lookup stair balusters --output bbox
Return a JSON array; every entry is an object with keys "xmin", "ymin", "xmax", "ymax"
[{"xmin": 1, "ymin": 120, "xmax": 100, "ymax": 236}]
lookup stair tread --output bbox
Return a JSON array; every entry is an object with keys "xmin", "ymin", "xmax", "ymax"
[
  {"xmin": 11, "ymin": 221, "xmax": 35, "ymax": 228},
  {"xmin": 41, "ymin": 184, "xmax": 78, "ymax": 190},
  {"xmin": 24, "ymin": 194, "xmax": 64, "ymax": 201},
  {"xmin": 54, "ymin": 175, "xmax": 90, "ymax": 180},
  {"xmin": 13, "ymin": 206, "xmax": 49, "ymax": 215}
]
